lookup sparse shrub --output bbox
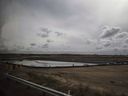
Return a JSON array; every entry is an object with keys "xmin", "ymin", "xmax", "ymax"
[
  {"xmin": 68, "ymin": 84, "xmax": 118, "ymax": 96},
  {"xmin": 27, "ymin": 71, "xmax": 61, "ymax": 89},
  {"xmin": 26, "ymin": 72, "xmax": 124, "ymax": 96}
]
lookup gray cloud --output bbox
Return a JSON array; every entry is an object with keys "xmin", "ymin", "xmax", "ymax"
[
  {"xmin": 46, "ymin": 39, "xmax": 53, "ymax": 43},
  {"xmin": 37, "ymin": 27, "xmax": 64, "ymax": 39},
  {"xmin": 37, "ymin": 27, "xmax": 51, "ymax": 38},
  {"xmin": 1, "ymin": 0, "xmax": 128, "ymax": 55},
  {"xmin": 41, "ymin": 28, "xmax": 51, "ymax": 33},
  {"xmin": 37, "ymin": 33, "xmax": 49, "ymax": 38},
  {"xmin": 96, "ymin": 47, "xmax": 103, "ymax": 50},
  {"xmin": 85, "ymin": 39, "xmax": 92, "ymax": 45},
  {"xmin": 93, "ymin": 26, "xmax": 128, "ymax": 53},
  {"xmin": 123, "ymin": 45, "xmax": 128, "ymax": 48},
  {"xmin": 100, "ymin": 26, "xmax": 120, "ymax": 39},
  {"xmin": 115, "ymin": 32, "xmax": 128, "ymax": 39},
  {"xmin": 41, "ymin": 43, "xmax": 49, "ymax": 48},
  {"xmin": 103, "ymin": 42, "xmax": 111, "ymax": 47},
  {"xmin": 54, "ymin": 32, "xmax": 63, "ymax": 36},
  {"xmin": 125, "ymin": 39, "xmax": 128, "ymax": 44},
  {"xmin": 30, "ymin": 43, "xmax": 36, "ymax": 46}
]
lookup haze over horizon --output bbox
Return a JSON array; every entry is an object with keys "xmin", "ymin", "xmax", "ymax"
[{"xmin": 0, "ymin": 0, "xmax": 128, "ymax": 55}]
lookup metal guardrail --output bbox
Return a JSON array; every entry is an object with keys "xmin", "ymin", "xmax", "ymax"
[{"xmin": 5, "ymin": 73, "xmax": 71, "ymax": 96}]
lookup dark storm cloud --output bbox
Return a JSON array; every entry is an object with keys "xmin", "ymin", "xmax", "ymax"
[
  {"xmin": 0, "ymin": 0, "xmax": 8, "ymax": 49},
  {"xmin": 0, "ymin": 0, "xmax": 17, "ymax": 33},
  {"xmin": 0, "ymin": 0, "xmax": 6, "ymax": 30}
]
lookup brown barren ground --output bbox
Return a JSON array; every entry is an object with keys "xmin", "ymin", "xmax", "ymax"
[{"xmin": 9, "ymin": 65, "xmax": 128, "ymax": 96}]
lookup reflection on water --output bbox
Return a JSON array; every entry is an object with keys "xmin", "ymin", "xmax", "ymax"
[{"xmin": 11, "ymin": 60, "xmax": 98, "ymax": 67}]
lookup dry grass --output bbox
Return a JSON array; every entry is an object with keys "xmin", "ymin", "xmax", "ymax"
[{"xmin": 11, "ymin": 65, "xmax": 128, "ymax": 96}]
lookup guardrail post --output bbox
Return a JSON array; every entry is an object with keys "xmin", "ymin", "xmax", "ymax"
[{"xmin": 68, "ymin": 90, "xmax": 71, "ymax": 95}]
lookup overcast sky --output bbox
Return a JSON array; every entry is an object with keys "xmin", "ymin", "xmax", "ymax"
[{"xmin": 0, "ymin": 0, "xmax": 128, "ymax": 55}]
